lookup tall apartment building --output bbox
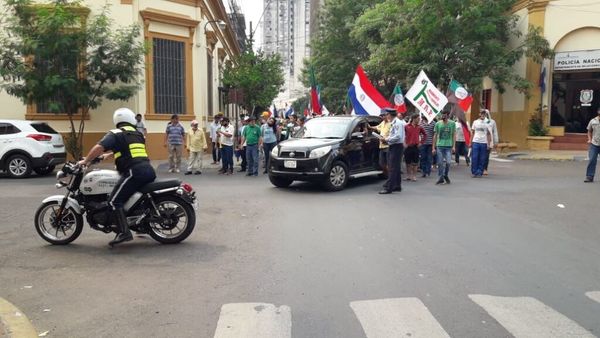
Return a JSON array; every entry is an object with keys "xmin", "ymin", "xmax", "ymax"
[{"xmin": 262, "ymin": 0, "xmax": 319, "ymax": 105}]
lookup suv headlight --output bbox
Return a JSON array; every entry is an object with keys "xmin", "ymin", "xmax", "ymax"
[
  {"xmin": 309, "ymin": 146, "xmax": 332, "ymax": 159},
  {"xmin": 271, "ymin": 147, "xmax": 279, "ymax": 157}
]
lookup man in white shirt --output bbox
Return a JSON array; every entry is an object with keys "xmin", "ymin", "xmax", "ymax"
[
  {"xmin": 470, "ymin": 111, "xmax": 493, "ymax": 178},
  {"xmin": 585, "ymin": 107, "xmax": 600, "ymax": 182},
  {"xmin": 209, "ymin": 113, "xmax": 222, "ymax": 164},
  {"xmin": 380, "ymin": 108, "xmax": 406, "ymax": 194}
]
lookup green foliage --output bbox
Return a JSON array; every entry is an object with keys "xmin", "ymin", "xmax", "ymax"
[
  {"xmin": 528, "ymin": 104, "xmax": 548, "ymax": 136},
  {"xmin": 0, "ymin": 0, "xmax": 146, "ymax": 158},
  {"xmin": 222, "ymin": 50, "xmax": 284, "ymax": 116},
  {"xmin": 292, "ymin": 95, "xmax": 310, "ymax": 113},
  {"xmin": 351, "ymin": 0, "xmax": 553, "ymax": 95},
  {"xmin": 302, "ymin": 0, "xmax": 385, "ymax": 108}
]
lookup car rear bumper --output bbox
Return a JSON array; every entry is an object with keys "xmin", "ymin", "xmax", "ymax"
[{"xmin": 31, "ymin": 152, "xmax": 67, "ymax": 168}]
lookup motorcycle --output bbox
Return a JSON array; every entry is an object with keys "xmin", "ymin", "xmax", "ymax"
[{"xmin": 34, "ymin": 159, "xmax": 197, "ymax": 245}]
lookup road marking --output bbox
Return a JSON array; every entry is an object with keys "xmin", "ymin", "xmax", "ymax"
[
  {"xmin": 469, "ymin": 294, "xmax": 594, "ymax": 338},
  {"xmin": 0, "ymin": 297, "xmax": 38, "ymax": 337},
  {"xmin": 213, "ymin": 303, "xmax": 291, "ymax": 338},
  {"xmin": 586, "ymin": 291, "xmax": 600, "ymax": 303},
  {"xmin": 350, "ymin": 298, "xmax": 450, "ymax": 338}
]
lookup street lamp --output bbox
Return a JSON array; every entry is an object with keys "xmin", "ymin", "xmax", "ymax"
[{"xmin": 203, "ymin": 20, "xmax": 226, "ymax": 32}]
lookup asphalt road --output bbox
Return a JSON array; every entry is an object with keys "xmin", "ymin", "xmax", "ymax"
[{"xmin": 0, "ymin": 159, "xmax": 599, "ymax": 337}]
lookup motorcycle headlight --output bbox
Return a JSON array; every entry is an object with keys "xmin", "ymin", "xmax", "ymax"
[
  {"xmin": 309, "ymin": 146, "xmax": 332, "ymax": 159},
  {"xmin": 271, "ymin": 146, "xmax": 279, "ymax": 157}
]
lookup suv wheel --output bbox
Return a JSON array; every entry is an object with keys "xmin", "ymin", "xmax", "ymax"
[
  {"xmin": 269, "ymin": 175, "xmax": 293, "ymax": 188},
  {"xmin": 34, "ymin": 165, "xmax": 56, "ymax": 176},
  {"xmin": 323, "ymin": 161, "xmax": 348, "ymax": 191},
  {"xmin": 6, "ymin": 154, "xmax": 32, "ymax": 178}
]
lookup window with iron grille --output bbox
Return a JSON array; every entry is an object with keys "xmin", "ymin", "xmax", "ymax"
[
  {"xmin": 153, "ymin": 38, "xmax": 186, "ymax": 115},
  {"xmin": 481, "ymin": 89, "xmax": 492, "ymax": 111}
]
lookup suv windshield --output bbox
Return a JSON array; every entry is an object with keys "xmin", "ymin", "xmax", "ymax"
[
  {"xmin": 31, "ymin": 122, "xmax": 58, "ymax": 134},
  {"xmin": 300, "ymin": 118, "xmax": 350, "ymax": 139}
]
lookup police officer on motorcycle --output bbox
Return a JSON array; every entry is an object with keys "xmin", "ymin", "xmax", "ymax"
[{"xmin": 78, "ymin": 108, "xmax": 156, "ymax": 246}]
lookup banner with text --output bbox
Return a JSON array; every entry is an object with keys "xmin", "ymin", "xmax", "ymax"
[{"xmin": 406, "ymin": 71, "xmax": 448, "ymax": 123}]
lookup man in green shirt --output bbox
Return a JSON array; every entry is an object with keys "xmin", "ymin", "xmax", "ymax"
[
  {"xmin": 241, "ymin": 116, "xmax": 263, "ymax": 176},
  {"xmin": 432, "ymin": 111, "xmax": 456, "ymax": 185}
]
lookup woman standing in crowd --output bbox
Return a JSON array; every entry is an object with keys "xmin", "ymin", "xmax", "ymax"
[
  {"xmin": 404, "ymin": 114, "xmax": 426, "ymax": 181},
  {"xmin": 261, "ymin": 117, "xmax": 279, "ymax": 174}
]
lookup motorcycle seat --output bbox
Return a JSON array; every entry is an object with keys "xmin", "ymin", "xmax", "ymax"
[{"xmin": 140, "ymin": 179, "xmax": 181, "ymax": 193}]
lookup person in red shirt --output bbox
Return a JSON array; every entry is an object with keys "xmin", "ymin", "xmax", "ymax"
[{"xmin": 404, "ymin": 114, "xmax": 427, "ymax": 181}]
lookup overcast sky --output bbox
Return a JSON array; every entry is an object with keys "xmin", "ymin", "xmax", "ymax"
[{"xmin": 238, "ymin": 0, "xmax": 263, "ymax": 49}]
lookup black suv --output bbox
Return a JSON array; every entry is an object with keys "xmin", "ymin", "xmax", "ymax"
[{"xmin": 268, "ymin": 116, "xmax": 384, "ymax": 191}]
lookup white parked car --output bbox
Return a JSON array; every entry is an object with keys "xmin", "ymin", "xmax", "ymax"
[{"xmin": 0, "ymin": 120, "xmax": 66, "ymax": 178}]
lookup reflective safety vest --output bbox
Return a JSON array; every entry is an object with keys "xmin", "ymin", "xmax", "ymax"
[{"xmin": 110, "ymin": 125, "xmax": 150, "ymax": 173}]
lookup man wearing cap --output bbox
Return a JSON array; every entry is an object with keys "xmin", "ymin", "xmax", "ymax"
[
  {"xmin": 585, "ymin": 107, "xmax": 600, "ymax": 183},
  {"xmin": 241, "ymin": 116, "xmax": 263, "ymax": 176},
  {"xmin": 185, "ymin": 120, "xmax": 208, "ymax": 175},
  {"xmin": 380, "ymin": 108, "xmax": 405, "ymax": 194}
]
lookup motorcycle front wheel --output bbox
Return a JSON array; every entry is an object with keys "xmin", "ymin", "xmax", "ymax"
[
  {"xmin": 147, "ymin": 195, "xmax": 196, "ymax": 244},
  {"xmin": 34, "ymin": 201, "xmax": 83, "ymax": 245}
]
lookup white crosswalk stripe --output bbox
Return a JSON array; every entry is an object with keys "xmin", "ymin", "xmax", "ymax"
[
  {"xmin": 350, "ymin": 298, "xmax": 451, "ymax": 338},
  {"xmin": 469, "ymin": 294, "xmax": 595, "ymax": 338},
  {"xmin": 213, "ymin": 303, "xmax": 291, "ymax": 338},
  {"xmin": 586, "ymin": 291, "xmax": 600, "ymax": 304}
]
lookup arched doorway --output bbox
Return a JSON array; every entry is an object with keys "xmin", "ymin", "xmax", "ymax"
[{"xmin": 551, "ymin": 27, "xmax": 600, "ymax": 133}]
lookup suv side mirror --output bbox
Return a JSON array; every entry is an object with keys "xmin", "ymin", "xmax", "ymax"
[{"xmin": 351, "ymin": 132, "xmax": 364, "ymax": 139}]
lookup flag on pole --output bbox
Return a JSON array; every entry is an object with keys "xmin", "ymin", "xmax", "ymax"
[
  {"xmin": 322, "ymin": 105, "xmax": 330, "ymax": 116},
  {"xmin": 347, "ymin": 65, "xmax": 392, "ymax": 116},
  {"xmin": 406, "ymin": 70, "xmax": 448, "ymax": 122},
  {"xmin": 284, "ymin": 106, "xmax": 294, "ymax": 118},
  {"xmin": 391, "ymin": 84, "xmax": 407, "ymax": 114},
  {"xmin": 539, "ymin": 65, "xmax": 546, "ymax": 94},
  {"xmin": 448, "ymin": 79, "xmax": 473, "ymax": 112},
  {"xmin": 309, "ymin": 66, "xmax": 322, "ymax": 115}
]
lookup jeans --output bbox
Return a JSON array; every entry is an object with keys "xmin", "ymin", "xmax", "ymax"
[
  {"xmin": 263, "ymin": 142, "xmax": 276, "ymax": 172},
  {"xmin": 587, "ymin": 144, "xmax": 600, "ymax": 178},
  {"xmin": 455, "ymin": 141, "xmax": 469, "ymax": 164},
  {"xmin": 436, "ymin": 146, "xmax": 452, "ymax": 178},
  {"xmin": 246, "ymin": 144, "xmax": 259, "ymax": 175},
  {"xmin": 211, "ymin": 142, "xmax": 221, "ymax": 163},
  {"xmin": 221, "ymin": 145, "xmax": 234, "ymax": 171},
  {"xmin": 419, "ymin": 144, "xmax": 433, "ymax": 175},
  {"xmin": 483, "ymin": 147, "xmax": 491, "ymax": 171},
  {"xmin": 240, "ymin": 146, "xmax": 247, "ymax": 170},
  {"xmin": 471, "ymin": 142, "xmax": 487, "ymax": 176}
]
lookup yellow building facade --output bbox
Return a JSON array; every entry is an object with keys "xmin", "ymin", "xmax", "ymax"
[
  {"xmin": 484, "ymin": 0, "xmax": 600, "ymax": 149},
  {"xmin": 0, "ymin": 0, "xmax": 241, "ymax": 159}
]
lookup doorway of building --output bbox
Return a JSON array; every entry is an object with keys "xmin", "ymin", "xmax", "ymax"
[{"xmin": 551, "ymin": 71, "xmax": 600, "ymax": 133}]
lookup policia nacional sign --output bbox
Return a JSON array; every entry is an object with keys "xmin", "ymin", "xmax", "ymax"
[{"xmin": 554, "ymin": 49, "xmax": 600, "ymax": 71}]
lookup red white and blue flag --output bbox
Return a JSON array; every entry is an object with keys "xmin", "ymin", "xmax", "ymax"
[{"xmin": 347, "ymin": 65, "xmax": 392, "ymax": 116}]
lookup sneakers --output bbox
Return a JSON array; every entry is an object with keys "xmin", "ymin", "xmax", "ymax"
[
  {"xmin": 444, "ymin": 176, "xmax": 451, "ymax": 184},
  {"xmin": 435, "ymin": 177, "xmax": 445, "ymax": 185},
  {"xmin": 378, "ymin": 189, "xmax": 392, "ymax": 194},
  {"xmin": 168, "ymin": 168, "xmax": 174, "ymax": 173},
  {"xmin": 174, "ymin": 168, "xmax": 180, "ymax": 173},
  {"xmin": 584, "ymin": 176, "xmax": 594, "ymax": 183}
]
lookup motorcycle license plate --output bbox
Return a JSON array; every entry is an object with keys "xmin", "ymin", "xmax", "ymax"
[{"xmin": 284, "ymin": 160, "xmax": 297, "ymax": 169}]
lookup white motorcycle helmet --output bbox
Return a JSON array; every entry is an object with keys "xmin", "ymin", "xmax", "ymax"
[{"xmin": 113, "ymin": 108, "xmax": 136, "ymax": 127}]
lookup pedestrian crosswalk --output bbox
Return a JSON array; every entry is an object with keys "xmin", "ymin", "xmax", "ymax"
[{"xmin": 213, "ymin": 291, "xmax": 600, "ymax": 338}]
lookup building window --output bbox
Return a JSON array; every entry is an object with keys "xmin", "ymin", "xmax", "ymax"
[
  {"xmin": 481, "ymin": 89, "xmax": 492, "ymax": 111},
  {"xmin": 153, "ymin": 38, "xmax": 186, "ymax": 115}
]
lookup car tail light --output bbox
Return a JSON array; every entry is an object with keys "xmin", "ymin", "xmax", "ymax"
[
  {"xmin": 181, "ymin": 183, "xmax": 193, "ymax": 193},
  {"xmin": 27, "ymin": 134, "xmax": 52, "ymax": 142}
]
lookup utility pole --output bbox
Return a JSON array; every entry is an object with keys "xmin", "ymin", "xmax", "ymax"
[{"xmin": 248, "ymin": 21, "xmax": 253, "ymax": 51}]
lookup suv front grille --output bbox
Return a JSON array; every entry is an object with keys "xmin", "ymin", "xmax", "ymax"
[{"xmin": 280, "ymin": 151, "xmax": 307, "ymax": 159}]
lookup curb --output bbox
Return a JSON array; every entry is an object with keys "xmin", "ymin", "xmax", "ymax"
[
  {"xmin": 499, "ymin": 153, "xmax": 587, "ymax": 162},
  {"xmin": 0, "ymin": 298, "xmax": 37, "ymax": 338}
]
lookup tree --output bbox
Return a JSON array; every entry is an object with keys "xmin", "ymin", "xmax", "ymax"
[
  {"xmin": 291, "ymin": 95, "xmax": 310, "ymax": 114},
  {"xmin": 351, "ymin": 0, "xmax": 553, "ymax": 95},
  {"xmin": 222, "ymin": 49, "xmax": 284, "ymax": 117},
  {"xmin": 0, "ymin": 0, "xmax": 146, "ymax": 159},
  {"xmin": 302, "ymin": 0, "xmax": 385, "ymax": 109}
]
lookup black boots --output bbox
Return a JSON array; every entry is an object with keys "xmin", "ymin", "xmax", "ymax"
[{"xmin": 109, "ymin": 208, "xmax": 133, "ymax": 247}]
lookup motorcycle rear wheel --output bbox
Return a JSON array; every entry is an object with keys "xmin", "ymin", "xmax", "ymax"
[
  {"xmin": 35, "ymin": 201, "xmax": 83, "ymax": 245},
  {"xmin": 147, "ymin": 195, "xmax": 195, "ymax": 244}
]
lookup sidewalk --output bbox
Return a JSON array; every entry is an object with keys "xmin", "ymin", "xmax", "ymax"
[
  {"xmin": 498, "ymin": 150, "xmax": 588, "ymax": 162},
  {"xmin": 0, "ymin": 297, "xmax": 37, "ymax": 338}
]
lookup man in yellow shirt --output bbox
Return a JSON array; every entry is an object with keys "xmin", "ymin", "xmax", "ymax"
[
  {"xmin": 185, "ymin": 120, "xmax": 208, "ymax": 175},
  {"xmin": 369, "ymin": 113, "xmax": 392, "ymax": 175}
]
